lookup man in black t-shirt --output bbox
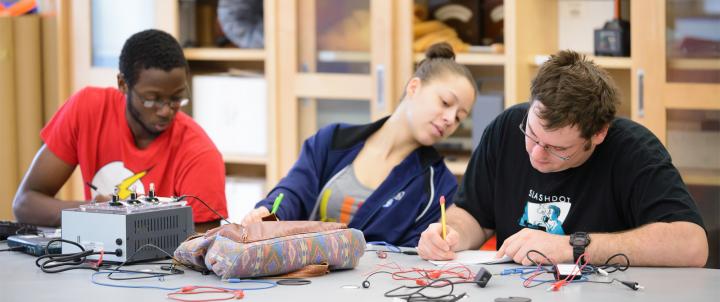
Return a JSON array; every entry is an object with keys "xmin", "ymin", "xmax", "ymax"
[{"xmin": 417, "ymin": 51, "xmax": 708, "ymax": 267}]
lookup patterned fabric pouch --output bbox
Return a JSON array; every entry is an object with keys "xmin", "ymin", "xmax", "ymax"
[{"xmin": 174, "ymin": 221, "xmax": 366, "ymax": 279}]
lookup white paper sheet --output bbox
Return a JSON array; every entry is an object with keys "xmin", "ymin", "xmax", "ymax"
[{"xmin": 429, "ymin": 250, "xmax": 513, "ymax": 266}]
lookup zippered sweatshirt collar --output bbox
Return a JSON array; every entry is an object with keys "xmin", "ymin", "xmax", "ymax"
[{"xmin": 331, "ymin": 116, "xmax": 444, "ymax": 170}]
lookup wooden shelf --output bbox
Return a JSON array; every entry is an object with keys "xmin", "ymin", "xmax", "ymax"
[
  {"xmin": 680, "ymin": 168, "xmax": 720, "ymax": 187},
  {"xmin": 184, "ymin": 48, "xmax": 265, "ymax": 61},
  {"xmin": 533, "ymin": 54, "xmax": 632, "ymax": 70},
  {"xmin": 222, "ymin": 154, "xmax": 268, "ymax": 165},
  {"xmin": 668, "ymin": 58, "xmax": 720, "ymax": 70},
  {"xmin": 415, "ymin": 52, "xmax": 506, "ymax": 66}
]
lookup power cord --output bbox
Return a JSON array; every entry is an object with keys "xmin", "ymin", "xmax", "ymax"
[
  {"xmin": 176, "ymin": 195, "xmax": 231, "ymax": 225},
  {"xmin": 35, "ymin": 239, "xmax": 118, "ymax": 273}
]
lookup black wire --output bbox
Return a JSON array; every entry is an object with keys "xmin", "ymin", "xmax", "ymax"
[
  {"xmin": 106, "ymin": 243, "xmax": 185, "ymax": 281},
  {"xmin": 0, "ymin": 246, "xmax": 24, "ymax": 252},
  {"xmin": 15, "ymin": 225, "xmax": 38, "ymax": 236},
  {"xmin": 35, "ymin": 239, "xmax": 106, "ymax": 273},
  {"xmin": 363, "ymin": 270, "xmax": 394, "ymax": 286},
  {"xmin": 176, "ymin": 195, "xmax": 231, "ymax": 225},
  {"xmin": 521, "ymin": 250, "xmax": 634, "ymax": 291},
  {"xmin": 525, "ymin": 249, "xmax": 556, "ymax": 267},
  {"xmin": 384, "ymin": 278, "xmax": 473, "ymax": 302},
  {"xmin": 365, "ymin": 249, "xmax": 419, "ymax": 256},
  {"xmin": 596, "ymin": 253, "xmax": 630, "ymax": 273},
  {"xmin": 523, "ymin": 249, "xmax": 558, "ymax": 279},
  {"xmin": 524, "ymin": 279, "xmax": 553, "ymax": 288}
]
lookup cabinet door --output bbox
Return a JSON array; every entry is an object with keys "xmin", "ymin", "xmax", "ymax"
[
  {"xmin": 633, "ymin": 0, "xmax": 720, "ymax": 142},
  {"xmin": 71, "ymin": 0, "xmax": 177, "ymax": 90},
  {"xmin": 634, "ymin": 0, "xmax": 720, "ymax": 268},
  {"xmin": 633, "ymin": 0, "xmax": 720, "ymax": 183},
  {"xmin": 275, "ymin": 0, "xmax": 400, "ymax": 173}
]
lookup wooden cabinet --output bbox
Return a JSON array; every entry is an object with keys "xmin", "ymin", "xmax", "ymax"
[
  {"xmin": 633, "ymin": 0, "xmax": 720, "ymax": 268},
  {"xmin": 632, "ymin": 0, "xmax": 720, "ymax": 186},
  {"xmin": 181, "ymin": 0, "xmax": 279, "ymax": 186},
  {"xmin": 273, "ymin": 0, "xmax": 406, "ymax": 175}
]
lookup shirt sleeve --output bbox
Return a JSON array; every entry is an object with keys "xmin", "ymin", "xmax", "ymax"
[
  {"xmin": 175, "ymin": 148, "xmax": 229, "ymax": 223},
  {"xmin": 619, "ymin": 148, "xmax": 705, "ymax": 229},
  {"xmin": 254, "ymin": 125, "xmax": 332, "ymax": 220},
  {"xmin": 40, "ymin": 89, "xmax": 86, "ymax": 165}
]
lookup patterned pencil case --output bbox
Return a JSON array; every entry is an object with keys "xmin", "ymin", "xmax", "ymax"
[{"xmin": 173, "ymin": 221, "xmax": 366, "ymax": 279}]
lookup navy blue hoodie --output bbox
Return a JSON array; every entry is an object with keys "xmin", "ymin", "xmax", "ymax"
[{"xmin": 254, "ymin": 117, "xmax": 458, "ymax": 247}]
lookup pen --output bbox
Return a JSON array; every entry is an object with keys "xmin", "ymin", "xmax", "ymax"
[
  {"xmin": 86, "ymin": 182, "xmax": 98, "ymax": 191},
  {"xmin": 271, "ymin": 193, "xmax": 284, "ymax": 214},
  {"xmin": 86, "ymin": 182, "xmax": 98, "ymax": 204},
  {"xmin": 440, "ymin": 195, "xmax": 447, "ymax": 240}
]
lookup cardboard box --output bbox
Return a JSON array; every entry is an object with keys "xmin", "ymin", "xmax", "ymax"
[
  {"xmin": 192, "ymin": 73, "xmax": 267, "ymax": 156},
  {"xmin": 558, "ymin": 0, "xmax": 614, "ymax": 53},
  {"xmin": 225, "ymin": 177, "xmax": 266, "ymax": 223}
]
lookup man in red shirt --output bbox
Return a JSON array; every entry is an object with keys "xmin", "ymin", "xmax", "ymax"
[{"xmin": 13, "ymin": 29, "xmax": 227, "ymax": 232}]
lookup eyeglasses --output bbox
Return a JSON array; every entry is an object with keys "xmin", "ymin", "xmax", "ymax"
[
  {"xmin": 132, "ymin": 87, "xmax": 190, "ymax": 110},
  {"xmin": 518, "ymin": 111, "xmax": 584, "ymax": 162}
]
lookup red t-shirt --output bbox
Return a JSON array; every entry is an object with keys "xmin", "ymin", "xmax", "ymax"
[{"xmin": 41, "ymin": 87, "xmax": 228, "ymax": 223}]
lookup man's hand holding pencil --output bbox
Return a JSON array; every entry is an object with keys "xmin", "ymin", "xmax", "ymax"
[{"xmin": 417, "ymin": 195, "xmax": 460, "ymax": 260}]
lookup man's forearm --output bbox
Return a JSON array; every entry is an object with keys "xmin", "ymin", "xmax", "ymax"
[
  {"xmin": 13, "ymin": 191, "xmax": 86, "ymax": 227},
  {"xmin": 446, "ymin": 205, "xmax": 492, "ymax": 251},
  {"xmin": 586, "ymin": 221, "xmax": 708, "ymax": 267}
]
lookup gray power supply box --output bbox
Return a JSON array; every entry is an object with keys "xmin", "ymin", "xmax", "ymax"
[{"xmin": 61, "ymin": 198, "xmax": 194, "ymax": 263}]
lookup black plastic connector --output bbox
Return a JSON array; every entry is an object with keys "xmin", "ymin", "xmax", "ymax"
[
  {"xmin": 619, "ymin": 280, "xmax": 643, "ymax": 290},
  {"xmin": 474, "ymin": 267, "xmax": 492, "ymax": 288}
]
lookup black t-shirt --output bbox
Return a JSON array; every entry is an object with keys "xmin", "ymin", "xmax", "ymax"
[{"xmin": 455, "ymin": 103, "xmax": 705, "ymax": 248}]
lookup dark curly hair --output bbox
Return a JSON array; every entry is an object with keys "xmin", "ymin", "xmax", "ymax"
[
  {"xmin": 119, "ymin": 29, "xmax": 188, "ymax": 88},
  {"xmin": 412, "ymin": 42, "xmax": 478, "ymax": 99},
  {"xmin": 531, "ymin": 50, "xmax": 619, "ymax": 141}
]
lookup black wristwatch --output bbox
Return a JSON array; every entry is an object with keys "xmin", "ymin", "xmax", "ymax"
[{"xmin": 569, "ymin": 232, "xmax": 591, "ymax": 263}]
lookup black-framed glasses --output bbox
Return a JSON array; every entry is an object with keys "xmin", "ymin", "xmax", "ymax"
[
  {"xmin": 132, "ymin": 87, "xmax": 190, "ymax": 110},
  {"xmin": 518, "ymin": 111, "xmax": 584, "ymax": 162}
]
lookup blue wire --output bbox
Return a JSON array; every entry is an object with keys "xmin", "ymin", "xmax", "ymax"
[
  {"xmin": 500, "ymin": 266, "xmax": 540, "ymax": 275},
  {"xmin": 91, "ymin": 271, "xmax": 277, "ymax": 291},
  {"xmin": 224, "ymin": 279, "xmax": 278, "ymax": 290},
  {"xmin": 366, "ymin": 241, "xmax": 401, "ymax": 252},
  {"xmin": 91, "ymin": 272, "xmax": 181, "ymax": 290}
]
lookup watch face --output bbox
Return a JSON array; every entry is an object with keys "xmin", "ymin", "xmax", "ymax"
[{"xmin": 571, "ymin": 233, "xmax": 590, "ymax": 246}]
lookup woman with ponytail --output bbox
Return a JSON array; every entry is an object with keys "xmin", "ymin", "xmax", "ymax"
[{"xmin": 241, "ymin": 43, "xmax": 477, "ymax": 247}]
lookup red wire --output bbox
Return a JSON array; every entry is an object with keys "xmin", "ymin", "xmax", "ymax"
[
  {"xmin": 549, "ymin": 253, "xmax": 589, "ymax": 291},
  {"xmin": 366, "ymin": 262, "xmax": 475, "ymax": 287},
  {"xmin": 364, "ymin": 260, "xmax": 478, "ymax": 292},
  {"xmin": 167, "ymin": 286, "xmax": 244, "ymax": 301},
  {"xmin": 93, "ymin": 249, "xmax": 104, "ymax": 268}
]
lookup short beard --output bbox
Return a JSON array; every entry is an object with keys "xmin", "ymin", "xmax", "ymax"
[{"xmin": 126, "ymin": 92, "xmax": 162, "ymax": 137}]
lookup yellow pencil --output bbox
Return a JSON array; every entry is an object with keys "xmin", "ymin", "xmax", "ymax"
[{"xmin": 440, "ymin": 195, "xmax": 447, "ymax": 240}]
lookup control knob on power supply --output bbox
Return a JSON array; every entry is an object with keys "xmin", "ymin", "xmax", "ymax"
[
  {"xmin": 109, "ymin": 188, "xmax": 122, "ymax": 207},
  {"xmin": 145, "ymin": 183, "xmax": 159, "ymax": 203}
]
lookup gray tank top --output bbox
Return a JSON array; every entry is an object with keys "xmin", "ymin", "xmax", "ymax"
[{"xmin": 314, "ymin": 164, "xmax": 374, "ymax": 223}]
